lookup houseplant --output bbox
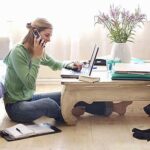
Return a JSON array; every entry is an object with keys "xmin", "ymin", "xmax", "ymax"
[{"xmin": 94, "ymin": 5, "xmax": 147, "ymax": 62}]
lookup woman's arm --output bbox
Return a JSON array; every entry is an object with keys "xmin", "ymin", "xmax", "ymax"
[
  {"xmin": 9, "ymin": 46, "xmax": 40, "ymax": 89},
  {"xmin": 40, "ymin": 53, "xmax": 65, "ymax": 70}
]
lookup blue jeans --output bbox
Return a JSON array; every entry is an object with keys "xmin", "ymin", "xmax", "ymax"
[
  {"xmin": 5, "ymin": 92, "xmax": 113, "ymax": 123},
  {"xmin": 5, "ymin": 92, "xmax": 63, "ymax": 123}
]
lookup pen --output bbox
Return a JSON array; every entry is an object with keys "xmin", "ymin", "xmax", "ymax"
[{"xmin": 16, "ymin": 128, "xmax": 23, "ymax": 134}]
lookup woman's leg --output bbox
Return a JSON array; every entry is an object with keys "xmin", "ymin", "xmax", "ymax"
[
  {"xmin": 32, "ymin": 92, "xmax": 61, "ymax": 105},
  {"xmin": 74, "ymin": 101, "xmax": 113, "ymax": 116},
  {"xmin": 74, "ymin": 101, "xmax": 132, "ymax": 116},
  {"xmin": 112, "ymin": 101, "xmax": 133, "ymax": 115},
  {"xmin": 5, "ymin": 92, "xmax": 63, "ymax": 123},
  {"xmin": 32, "ymin": 92, "xmax": 64, "ymax": 121}
]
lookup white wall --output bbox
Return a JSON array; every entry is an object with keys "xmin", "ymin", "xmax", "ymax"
[
  {"xmin": 1, "ymin": 22, "xmax": 150, "ymax": 83},
  {"xmin": 130, "ymin": 21, "xmax": 150, "ymax": 59}
]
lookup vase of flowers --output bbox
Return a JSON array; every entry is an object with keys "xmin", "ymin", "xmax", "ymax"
[{"xmin": 94, "ymin": 5, "xmax": 147, "ymax": 62}]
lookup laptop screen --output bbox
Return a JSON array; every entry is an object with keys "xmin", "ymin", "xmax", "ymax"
[
  {"xmin": 89, "ymin": 44, "xmax": 96, "ymax": 65},
  {"xmin": 88, "ymin": 47, "xmax": 99, "ymax": 76}
]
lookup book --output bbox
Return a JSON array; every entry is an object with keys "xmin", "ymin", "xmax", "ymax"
[
  {"xmin": 79, "ymin": 75, "xmax": 100, "ymax": 83},
  {"xmin": 0, "ymin": 123, "xmax": 61, "ymax": 141},
  {"xmin": 114, "ymin": 63, "xmax": 150, "ymax": 74},
  {"xmin": 111, "ymin": 72, "xmax": 150, "ymax": 80}
]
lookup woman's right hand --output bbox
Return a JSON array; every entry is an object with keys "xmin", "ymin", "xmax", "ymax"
[
  {"xmin": 65, "ymin": 61, "xmax": 83, "ymax": 72},
  {"xmin": 32, "ymin": 37, "xmax": 45, "ymax": 58}
]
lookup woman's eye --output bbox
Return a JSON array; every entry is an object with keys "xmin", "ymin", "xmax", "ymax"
[{"xmin": 45, "ymin": 34, "xmax": 50, "ymax": 38}]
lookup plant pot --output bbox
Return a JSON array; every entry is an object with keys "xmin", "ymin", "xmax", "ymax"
[{"xmin": 111, "ymin": 42, "xmax": 131, "ymax": 63}]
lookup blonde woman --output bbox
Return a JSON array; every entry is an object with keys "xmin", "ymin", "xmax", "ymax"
[{"xmin": 3, "ymin": 18, "xmax": 132, "ymax": 123}]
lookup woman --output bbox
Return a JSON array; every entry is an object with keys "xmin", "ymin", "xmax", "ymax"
[{"xmin": 3, "ymin": 18, "xmax": 132, "ymax": 123}]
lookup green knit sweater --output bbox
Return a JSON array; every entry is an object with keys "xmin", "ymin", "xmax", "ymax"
[{"xmin": 4, "ymin": 44, "xmax": 64, "ymax": 104}]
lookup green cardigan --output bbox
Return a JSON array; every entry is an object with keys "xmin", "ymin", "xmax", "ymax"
[{"xmin": 3, "ymin": 44, "xmax": 64, "ymax": 104}]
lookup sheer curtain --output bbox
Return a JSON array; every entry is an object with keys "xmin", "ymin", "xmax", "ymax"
[{"xmin": 0, "ymin": 0, "xmax": 150, "ymax": 61}]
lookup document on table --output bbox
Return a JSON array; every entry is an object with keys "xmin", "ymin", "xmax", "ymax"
[{"xmin": 114, "ymin": 63, "xmax": 150, "ymax": 74}]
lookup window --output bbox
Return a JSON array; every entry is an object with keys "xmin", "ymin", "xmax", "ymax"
[{"xmin": 0, "ymin": 0, "xmax": 149, "ymax": 60}]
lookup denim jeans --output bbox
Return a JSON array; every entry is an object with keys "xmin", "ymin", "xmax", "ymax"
[
  {"xmin": 75, "ymin": 101, "xmax": 113, "ymax": 116},
  {"xmin": 5, "ymin": 92, "xmax": 113, "ymax": 123},
  {"xmin": 5, "ymin": 92, "xmax": 63, "ymax": 123}
]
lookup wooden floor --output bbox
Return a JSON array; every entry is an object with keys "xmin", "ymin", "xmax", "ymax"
[{"xmin": 1, "ymin": 84, "xmax": 150, "ymax": 150}]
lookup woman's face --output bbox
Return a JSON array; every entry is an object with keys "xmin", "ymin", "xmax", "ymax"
[{"xmin": 40, "ymin": 28, "xmax": 52, "ymax": 43}]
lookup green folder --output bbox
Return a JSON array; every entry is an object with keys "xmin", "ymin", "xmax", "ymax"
[{"xmin": 111, "ymin": 72, "xmax": 150, "ymax": 80}]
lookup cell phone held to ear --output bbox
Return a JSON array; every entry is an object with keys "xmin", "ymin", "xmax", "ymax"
[{"xmin": 33, "ymin": 29, "xmax": 45, "ymax": 47}]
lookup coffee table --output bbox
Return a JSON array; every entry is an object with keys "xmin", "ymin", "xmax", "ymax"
[{"xmin": 61, "ymin": 70, "xmax": 150, "ymax": 125}]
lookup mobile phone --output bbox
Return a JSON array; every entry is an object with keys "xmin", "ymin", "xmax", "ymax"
[
  {"xmin": 33, "ymin": 29, "xmax": 40, "ymax": 39},
  {"xmin": 33, "ymin": 29, "xmax": 45, "ymax": 47}
]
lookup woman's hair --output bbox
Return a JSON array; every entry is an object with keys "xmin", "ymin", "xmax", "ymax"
[{"xmin": 22, "ymin": 18, "xmax": 53, "ymax": 53}]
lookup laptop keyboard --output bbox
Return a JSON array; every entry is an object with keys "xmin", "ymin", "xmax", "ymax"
[
  {"xmin": 65, "ymin": 67, "xmax": 88, "ymax": 75},
  {"xmin": 81, "ymin": 68, "xmax": 89, "ymax": 74}
]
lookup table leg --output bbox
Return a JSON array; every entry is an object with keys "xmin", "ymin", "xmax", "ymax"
[{"xmin": 61, "ymin": 86, "xmax": 79, "ymax": 125}]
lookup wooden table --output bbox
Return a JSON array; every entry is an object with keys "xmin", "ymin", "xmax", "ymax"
[{"xmin": 61, "ymin": 70, "xmax": 150, "ymax": 125}]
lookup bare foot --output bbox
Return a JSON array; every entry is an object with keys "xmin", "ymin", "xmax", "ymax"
[
  {"xmin": 72, "ymin": 106, "xmax": 85, "ymax": 117},
  {"xmin": 113, "ymin": 101, "xmax": 133, "ymax": 116}
]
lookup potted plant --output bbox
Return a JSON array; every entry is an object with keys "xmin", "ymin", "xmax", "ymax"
[{"xmin": 94, "ymin": 5, "xmax": 147, "ymax": 62}]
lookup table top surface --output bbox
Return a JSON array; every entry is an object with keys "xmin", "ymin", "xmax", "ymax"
[{"xmin": 61, "ymin": 67, "xmax": 150, "ymax": 85}]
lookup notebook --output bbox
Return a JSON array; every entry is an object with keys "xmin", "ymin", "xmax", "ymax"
[
  {"xmin": 0, "ymin": 123, "xmax": 61, "ymax": 141},
  {"xmin": 61, "ymin": 46, "xmax": 99, "ymax": 78}
]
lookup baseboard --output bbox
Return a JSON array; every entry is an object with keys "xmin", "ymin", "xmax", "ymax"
[{"xmin": 36, "ymin": 78, "xmax": 61, "ymax": 85}]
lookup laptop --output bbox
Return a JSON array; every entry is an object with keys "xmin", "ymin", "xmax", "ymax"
[
  {"xmin": 61, "ymin": 46, "xmax": 99, "ymax": 78},
  {"xmin": 88, "ymin": 44, "xmax": 97, "ymax": 65}
]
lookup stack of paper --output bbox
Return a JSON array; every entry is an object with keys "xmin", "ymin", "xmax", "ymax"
[
  {"xmin": 4, "ymin": 124, "xmax": 34, "ymax": 139},
  {"xmin": 112, "ymin": 63, "xmax": 150, "ymax": 80},
  {"xmin": 114, "ymin": 63, "xmax": 150, "ymax": 74}
]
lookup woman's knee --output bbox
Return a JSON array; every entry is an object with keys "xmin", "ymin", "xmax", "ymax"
[{"xmin": 43, "ymin": 98, "xmax": 61, "ymax": 114}]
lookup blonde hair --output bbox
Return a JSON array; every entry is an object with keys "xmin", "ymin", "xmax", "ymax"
[{"xmin": 22, "ymin": 18, "xmax": 53, "ymax": 53}]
